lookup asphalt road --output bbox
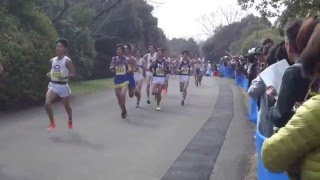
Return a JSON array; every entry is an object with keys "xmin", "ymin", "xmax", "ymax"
[{"xmin": 0, "ymin": 77, "xmax": 254, "ymax": 180}]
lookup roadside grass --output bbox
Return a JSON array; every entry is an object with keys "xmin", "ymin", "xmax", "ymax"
[
  {"xmin": 69, "ymin": 78, "xmax": 114, "ymax": 96},
  {"xmin": 242, "ymin": 89, "xmax": 258, "ymax": 180}
]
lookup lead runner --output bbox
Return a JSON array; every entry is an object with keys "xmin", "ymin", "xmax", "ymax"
[{"xmin": 45, "ymin": 38, "xmax": 76, "ymax": 132}]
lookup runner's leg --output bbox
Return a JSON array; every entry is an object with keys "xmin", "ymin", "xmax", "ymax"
[
  {"xmin": 157, "ymin": 84, "xmax": 163, "ymax": 107},
  {"xmin": 146, "ymin": 75, "xmax": 151, "ymax": 103},
  {"xmin": 121, "ymin": 86, "xmax": 128, "ymax": 113},
  {"xmin": 183, "ymin": 81, "xmax": 189, "ymax": 101},
  {"xmin": 61, "ymin": 96, "xmax": 72, "ymax": 123},
  {"xmin": 45, "ymin": 89, "xmax": 57, "ymax": 124},
  {"xmin": 135, "ymin": 80, "xmax": 143, "ymax": 107}
]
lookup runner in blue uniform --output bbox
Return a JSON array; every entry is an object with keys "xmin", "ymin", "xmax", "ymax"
[
  {"xmin": 124, "ymin": 44, "xmax": 137, "ymax": 99},
  {"xmin": 110, "ymin": 44, "xmax": 130, "ymax": 119}
]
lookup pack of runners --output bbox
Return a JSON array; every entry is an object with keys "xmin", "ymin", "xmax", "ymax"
[{"xmin": 44, "ymin": 40, "xmax": 207, "ymax": 132}]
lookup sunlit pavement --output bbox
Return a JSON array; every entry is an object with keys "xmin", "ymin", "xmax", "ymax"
[{"xmin": 0, "ymin": 77, "xmax": 254, "ymax": 180}]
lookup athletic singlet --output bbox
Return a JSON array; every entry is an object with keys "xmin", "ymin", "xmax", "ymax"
[
  {"xmin": 147, "ymin": 53, "xmax": 157, "ymax": 68},
  {"xmin": 134, "ymin": 58, "xmax": 144, "ymax": 76},
  {"xmin": 179, "ymin": 61, "xmax": 191, "ymax": 76},
  {"xmin": 194, "ymin": 62, "xmax": 201, "ymax": 70},
  {"xmin": 152, "ymin": 59, "xmax": 167, "ymax": 77},
  {"xmin": 50, "ymin": 56, "xmax": 70, "ymax": 82},
  {"xmin": 113, "ymin": 56, "xmax": 128, "ymax": 84}
]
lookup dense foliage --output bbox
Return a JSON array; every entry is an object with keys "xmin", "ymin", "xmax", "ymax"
[
  {"xmin": 237, "ymin": 0, "xmax": 320, "ymax": 31},
  {"xmin": 0, "ymin": 0, "xmax": 57, "ymax": 107},
  {"xmin": 169, "ymin": 38, "xmax": 200, "ymax": 56},
  {"xmin": 202, "ymin": 14, "xmax": 282, "ymax": 61}
]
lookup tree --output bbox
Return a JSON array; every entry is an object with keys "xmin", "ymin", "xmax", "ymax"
[
  {"xmin": 93, "ymin": 0, "xmax": 168, "ymax": 78},
  {"xmin": 169, "ymin": 38, "xmax": 200, "ymax": 56},
  {"xmin": 198, "ymin": 5, "xmax": 248, "ymax": 38},
  {"xmin": 237, "ymin": 0, "xmax": 320, "ymax": 18},
  {"xmin": 229, "ymin": 16, "xmax": 271, "ymax": 54},
  {"xmin": 240, "ymin": 28, "xmax": 282, "ymax": 54},
  {"xmin": 0, "ymin": 0, "xmax": 57, "ymax": 108},
  {"xmin": 202, "ymin": 15, "xmax": 266, "ymax": 61}
]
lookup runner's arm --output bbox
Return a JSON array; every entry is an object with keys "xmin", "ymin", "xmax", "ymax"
[
  {"xmin": 176, "ymin": 62, "xmax": 182, "ymax": 73},
  {"xmin": 149, "ymin": 61, "xmax": 155, "ymax": 73},
  {"xmin": 131, "ymin": 58, "xmax": 138, "ymax": 72},
  {"xmin": 0, "ymin": 62, "xmax": 3, "ymax": 74},
  {"xmin": 47, "ymin": 59, "xmax": 52, "ymax": 78},
  {"xmin": 109, "ymin": 58, "xmax": 115, "ymax": 72},
  {"xmin": 142, "ymin": 59, "xmax": 147, "ymax": 77},
  {"xmin": 65, "ymin": 59, "xmax": 76, "ymax": 79}
]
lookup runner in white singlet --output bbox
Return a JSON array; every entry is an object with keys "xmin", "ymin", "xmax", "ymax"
[
  {"xmin": 45, "ymin": 38, "xmax": 76, "ymax": 132},
  {"xmin": 133, "ymin": 49, "xmax": 147, "ymax": 108},
  {"xmin": 143, "ymin": 44, "xmax": 157, "ymax": 104}
]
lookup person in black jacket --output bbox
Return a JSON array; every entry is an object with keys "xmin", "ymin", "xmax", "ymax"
[{"xmin": 272, "ymin": 19, "xmax": 311, "ymax": 128}]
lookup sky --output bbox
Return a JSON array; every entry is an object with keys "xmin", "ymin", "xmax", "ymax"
[{"xmin": 151, "ymin": 0, "xmax": 260, "ymax": 41}]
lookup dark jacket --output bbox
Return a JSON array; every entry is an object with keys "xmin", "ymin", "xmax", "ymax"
[{"xmin": 273, "ymin": 63, "xmax": 310, "ymax": 128}]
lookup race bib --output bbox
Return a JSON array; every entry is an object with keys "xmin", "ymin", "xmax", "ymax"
[
  {"xmin": 115, "ymin": 65, "xmax": 126, "ymax": 75},
  {"xmin": 200, "ymin": 67, "xmax": 205, "ymax": 71},
  {"xmin": 181, "ymin": 67, "xmax": 189, "ymax": 75},
  {"xmin": 51, "ymin": 71, "xmax": 62, "ymax": 79},
  {"xmin": 156, "ymin": 68, "xmax": 165, "ymax": 76}
]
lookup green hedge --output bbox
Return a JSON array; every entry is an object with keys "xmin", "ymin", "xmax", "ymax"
[{"xmin": 0, "ymin": 5, "xmax": 57, "ymax": 108}]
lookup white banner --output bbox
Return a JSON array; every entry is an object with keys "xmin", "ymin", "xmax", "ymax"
[{"xmin": 259, "ymin": 59, "xmax": 290, "ymax": 93}]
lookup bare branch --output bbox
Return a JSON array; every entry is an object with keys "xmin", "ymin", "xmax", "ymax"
[
  {"xmin": 52, "ymin": 0, "xmax": 71, "ymax": 24},
  {"xmin": 90, "ymin": 0, "xmax": 123, "ymax": 26}
]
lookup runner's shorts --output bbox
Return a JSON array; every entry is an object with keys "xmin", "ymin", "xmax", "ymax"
[
  {"xmin": 165, "ymin": 74, "xmax": 170, "ymax": 80},
  {"xmin": 48, "ymin": 82, "xmax": 71, "ymax": 98},
  {"xmin": 180, "ymin": 75, "xmax": 190, "ymax": 83},
  {"xmin": 146, "ymin": 71, "xmax": 153, "ymax": 81},
  {"xmin": 134, "ymin": 74, "xmax": 144, "ymax": 82},
  {"xmin": 153, "ymin": 76, "xmax": 166, "ymax": 85},
  {"xmin": 127, "ymin": 73, "xmax": 136, "ymax": 89},
  {"xmin": 195, "ymin": 69, "xmax": 201, "ymax": 75}
]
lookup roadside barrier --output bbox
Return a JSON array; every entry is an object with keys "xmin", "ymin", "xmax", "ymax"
[{"xmin": 230, "ymin": 73, "xmax": 289, "ymax": 180}]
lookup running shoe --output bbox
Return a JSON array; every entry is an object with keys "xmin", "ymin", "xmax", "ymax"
[
  {"xmin": 156, "ymin": 106, "xmax": 161, "ymax": 111},
  {"xmin": 121, "ymin": 112, "xmax": 126, "ymax": 119},
  {"xmin": 181, "ymin": 100, "xmax": 185, "ymax": 106},
  {"xmin": 136, "ymin": 102, "xmax": 140, "ymax": 108},
  {"xmin": 47, "ymin": 122, "xmax": 56, "ymax": 132},
  {"xmin": 68, "ymin": 122, "xmax": 73, "ymax": 129},
  {"xmin": 147, "ymin": 99, "xmax": 151, "ymax": 104}
]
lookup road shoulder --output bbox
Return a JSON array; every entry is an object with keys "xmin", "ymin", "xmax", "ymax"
[{"xmin": 210, "ymin": 83, "xmax": 255, "ymax": 180}]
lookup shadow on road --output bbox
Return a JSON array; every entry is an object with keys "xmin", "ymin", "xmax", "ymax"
[
  {"xmin": 0, "ymin": 165, "xmax": 29, "ymax": 180},
  {"xmin": 49, "ymin": 132, "xmax": 104, "ymax": 151}
]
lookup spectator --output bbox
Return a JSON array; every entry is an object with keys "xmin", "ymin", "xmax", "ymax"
[
  {"xmin": 262, "ymin": 38, "xmax": 274, "ymax": 46},
  {"xmin": 247, "ymin": 53, "xmax": 258, "ymax": 87},
  {"xmin": 272, "ymin": 19, "xmax": 312, "ymax": 128},
  {"xmin": 262, "ymin": 16, "xmax": 320, "ymax": 180},
  {"xmin": 206, "ymin": 61, "xmax": 212, "ymax": 76},
  {"xmin": 266, "ymin": 44, "xmax": 280, "ymax": 66},
  {"xmin": 248, "ymin": 40, "xmax": 290, "ymax": 137}
]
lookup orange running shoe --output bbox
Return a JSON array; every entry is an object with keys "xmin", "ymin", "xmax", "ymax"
[
  {"xmin": 68, "ymin": 122, "xmax": 73, "ymax": 129},
  {"xmin": 162, "ymin": 89, "xmax": 168, "ymax": 95},
  {"xmin": 47, "ymin": 123, "xmax": 56, "ymax": 132}
]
